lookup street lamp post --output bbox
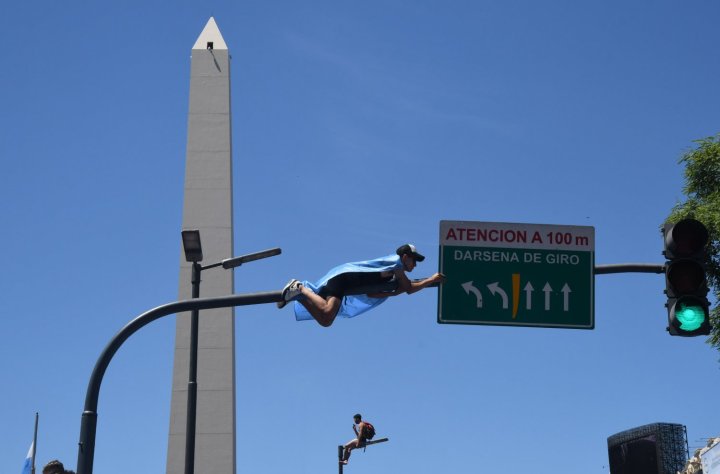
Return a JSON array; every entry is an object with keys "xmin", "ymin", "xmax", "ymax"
[
  {"xmin": 180, "ymin": 230, "xmax": 280, "ymax": 474},
  {"xmin": 76, "ymin": 291, "xmax": 284, "ymax": 474}
]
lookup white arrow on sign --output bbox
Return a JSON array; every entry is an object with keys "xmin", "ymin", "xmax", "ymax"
[
  {"xmin": 561, "ymin": 283, "xmax": 572, "ymax": 311},
  {"xmin": 523, "ymin": 281, "xmax": 534, "ymax": 310},
  {"xmin": 543, "ymin": 282, "xmax": 553, "ymax": 310},
  {"xmin": 461, "ymin": 281, "xmax": 483, "ymax": 308},
  {"xmin": 487, "ymin": 282, "xmax": 508, "ymax": 309}
]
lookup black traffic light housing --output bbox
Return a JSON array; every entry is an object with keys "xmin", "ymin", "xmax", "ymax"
[{"xmin": 663, "ymin": 218, "xmax": 712, "ymax": 336}]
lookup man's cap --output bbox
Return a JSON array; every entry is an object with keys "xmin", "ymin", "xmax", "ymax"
[
  {"xmin": 396, "ymin": 244, "xmax": 425, "ymax": 262},
  {"xmin": 354, "ymin": 413, "xmax": 362, "ymax": 419}
]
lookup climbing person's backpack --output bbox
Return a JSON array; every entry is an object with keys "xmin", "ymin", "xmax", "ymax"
[{"xmin": 362, "ymin": 422, "xmax": 376, "ymax": 440}]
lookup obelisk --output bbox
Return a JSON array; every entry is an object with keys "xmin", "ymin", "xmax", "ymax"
[{"xmin": 167, "ymin": 18, "xmax": 235, "ymax": 474}]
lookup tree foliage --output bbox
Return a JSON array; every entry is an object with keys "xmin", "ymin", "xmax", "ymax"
[{"xmin": 666, "ymin": 134, "xmax": 720, "ymax": 348}]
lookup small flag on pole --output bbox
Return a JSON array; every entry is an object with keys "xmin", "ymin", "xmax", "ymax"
[{"xmin": 21, "ymin": 441, "xmax": 34, "ymax": 474}]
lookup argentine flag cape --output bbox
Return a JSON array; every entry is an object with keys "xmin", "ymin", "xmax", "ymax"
[{"xmin": 294, "ymin": 254, "xmax": 403, "ymax": 321}]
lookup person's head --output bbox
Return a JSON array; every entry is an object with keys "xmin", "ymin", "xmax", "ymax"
[
  {"xmin": 43, "ymin": 460, "xmax": 65, "ymax": 474},
  {"xmin": 353, "ymin": 413, "xmax": 362, "ymax": 423},
  {"xmin": 396, "ymin": 244, "xmax": 425, "ymax": 272}
]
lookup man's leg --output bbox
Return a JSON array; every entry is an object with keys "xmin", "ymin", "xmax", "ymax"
[
  {"xmin": 297, "ymin": 287, "xmax": 342, "ymax": 327},
  {"xmin": 342, "ymin": 439, "xmax": 359, "ymax": 464}
]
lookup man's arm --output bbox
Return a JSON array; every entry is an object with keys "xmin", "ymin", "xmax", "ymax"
[
  {"xmin": 368, "ymin": 270, "xmax": 445, "ymax": 297},
  {"xmin": 400, "ymin": 270, "xmax": 445, "ymax": 295}
]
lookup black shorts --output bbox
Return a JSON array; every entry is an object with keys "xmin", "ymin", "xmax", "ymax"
[{"xmin": 319, "ymin": 272, "xmax": 393, "ymax": 298}]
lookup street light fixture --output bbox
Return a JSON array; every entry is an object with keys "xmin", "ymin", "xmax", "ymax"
[
  {"xmin": 180, "ymin": 229, "xmax": 280, "ymax": 474},
  {"xmin": 181, "ymin": 230, "xmax": 203, "ymax": 263},
  {"xmin": 222, "ymin": 247, "xmax": 283, "ymax": 269}
]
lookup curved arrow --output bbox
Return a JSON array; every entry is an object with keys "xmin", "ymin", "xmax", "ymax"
[
  {"xmin": 461, "ymin": 281, "xmax": 483, "ymax": 308},
  {"xmin": 487, "ymin": 282, "xmax": 508, "ymax": 309}
]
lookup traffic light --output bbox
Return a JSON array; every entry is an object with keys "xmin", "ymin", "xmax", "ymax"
[{"xmin": 663, "ymin": 218, "xmax": 712, "ymax": 336}]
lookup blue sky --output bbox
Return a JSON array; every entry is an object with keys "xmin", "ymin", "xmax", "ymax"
[{"xmin": 2, "ymin": 1, "xmax": 719, "ymax": 473}]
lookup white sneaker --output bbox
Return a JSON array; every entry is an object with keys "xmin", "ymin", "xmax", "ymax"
[{"xmin": 278, "ymin": 279, "xmax": 302, "ymax": 308}]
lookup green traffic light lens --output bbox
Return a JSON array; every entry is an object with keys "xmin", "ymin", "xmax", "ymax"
[{"xmin": 676, "ymin": 303, "xmax": 706, "ymax": 331}]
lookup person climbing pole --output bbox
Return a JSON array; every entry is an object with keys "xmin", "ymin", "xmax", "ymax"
[{"xmin": 340, "ymin": 414, "xmax": 375, "ymax": 465}]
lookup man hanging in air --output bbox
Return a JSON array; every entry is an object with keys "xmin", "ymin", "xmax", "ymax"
[{"xmin": 278, "ymin": 244, "xmax": 445, "ymax": 327}]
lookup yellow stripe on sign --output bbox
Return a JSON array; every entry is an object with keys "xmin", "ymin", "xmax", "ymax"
[{"xmin": 512, "ymin": 273, "xmax": 520, "ymax": 319}]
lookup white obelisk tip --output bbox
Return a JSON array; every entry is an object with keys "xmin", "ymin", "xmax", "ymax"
[{"xmin": 192, "ymin": 17, "xmax": 228, "ymax": 50}]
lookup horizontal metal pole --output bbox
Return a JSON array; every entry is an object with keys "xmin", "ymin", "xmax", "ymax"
[
  {"xmin": 594, "ymin": 264, "xmax": 665, "ymax": 275},
  {"xmin": 345, "ymin": 277, "xmax": 440, "ymax": 296},
  {"xmin": 83, "ymin": 291, "xmax": 283, "ymax": 409},
  {"xmin": 348, "ymin": 266, "xmax": 668, "ymax": 290},
  {"xmin": 364, "ymin": 437, "xmax": 389, "ymax": 446},
  {"xmin": 77, "ymin": 290, "xmax": 283, "ymax": 474}
]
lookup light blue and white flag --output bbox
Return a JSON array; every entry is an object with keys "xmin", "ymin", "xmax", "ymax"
[{"xmin": 21, "ymin": 441, "xmax": 33, "ymax": 474}]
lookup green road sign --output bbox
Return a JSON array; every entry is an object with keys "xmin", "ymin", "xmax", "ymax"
[{"xmin": 438, "ymin": 220, "xmax": 595, "ymax": 329}]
